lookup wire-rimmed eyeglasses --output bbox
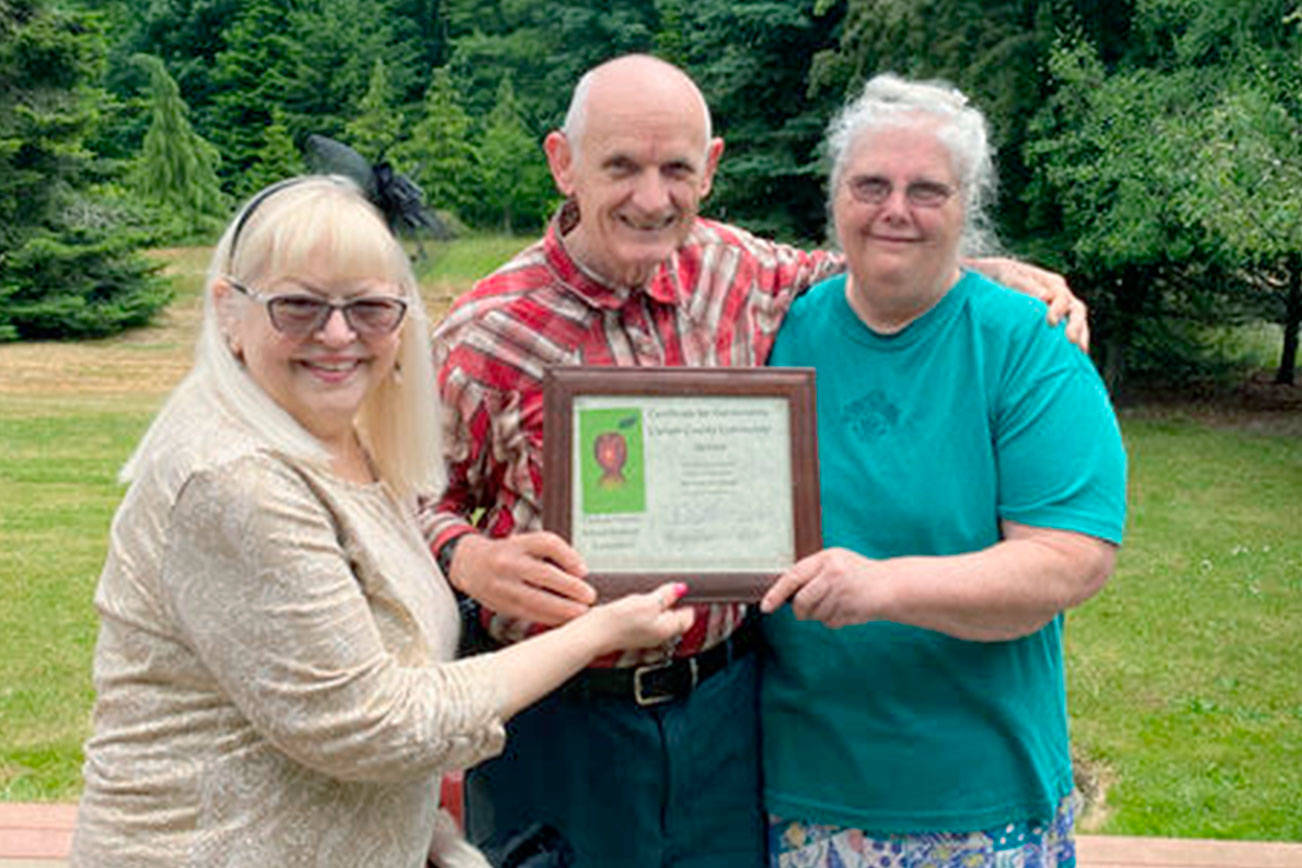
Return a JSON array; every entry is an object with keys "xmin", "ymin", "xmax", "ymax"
[
  {"xmin": 844, "ymin": 175, "xmax": 957, "ymax": 208},
  {"xmin": 227, "ymin": 279, "xmax": 408, "ymax": 339}
]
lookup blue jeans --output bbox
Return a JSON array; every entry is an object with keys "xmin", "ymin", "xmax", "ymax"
[{"xmin": 465, "ymin": 652, "xmax": 764, "ymax": 867}]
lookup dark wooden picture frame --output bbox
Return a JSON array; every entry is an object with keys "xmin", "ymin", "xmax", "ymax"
[{"xmin": 542, "ymin": 366, "xmax": 821, "ymax": 603}]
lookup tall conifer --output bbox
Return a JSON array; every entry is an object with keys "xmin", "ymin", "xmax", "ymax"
[
  {"xmin": 390, "ymin": 67, "xmax": 480, "ymax": 220},
  {"xmin": 245, "ymin": 106, "xmax": 303, "ymax": 193},
  {"xmin": 0, "ymin": 0, "xmax": 169, "ymax": 341},
  {"xmin": 132, "ymin": 54, "xmax": 226, "ymax": 241},
  {"xmin": 345, "ymin": 58, "xmax": 402, "ymax": 160},
  {"xmin": 208, "ymin": 0, "xmax": 293, "ymax": 189},
  {"xmin": 478, "ymin": 74, "xmax": 550, "ymax": 233}
]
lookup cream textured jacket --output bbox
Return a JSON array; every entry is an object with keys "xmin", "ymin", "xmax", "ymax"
[{"xmin": 71, "ymin": 382, "xmax": 505, "ymax": 867}]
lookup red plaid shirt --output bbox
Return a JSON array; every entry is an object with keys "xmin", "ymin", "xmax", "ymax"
[{"xmin": 419, "ymin": 215, "xmax": 841, "ymax": 666}]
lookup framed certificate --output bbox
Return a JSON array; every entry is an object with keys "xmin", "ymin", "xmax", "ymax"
[{"xmin": 542, "ymin": 366, "xmax": 821, "ymax": 603}]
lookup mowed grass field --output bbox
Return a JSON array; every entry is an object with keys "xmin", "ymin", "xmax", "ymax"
[{"xmin": 1, "ymin": 240, "xmax": 1299, "ymax": 841}]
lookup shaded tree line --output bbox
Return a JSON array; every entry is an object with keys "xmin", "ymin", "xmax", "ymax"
[
  {"xmin": 89, "ymin": 0, "xmax": 846, "ymax": 237},
  {"xmin": 2, "ymin": 0, "xmax": 1298, "ymax": 391}
]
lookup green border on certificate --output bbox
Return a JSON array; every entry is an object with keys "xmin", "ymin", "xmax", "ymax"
[{"xmin": 578, "ymin": 407, "xmax": 646, "ymax": 514}]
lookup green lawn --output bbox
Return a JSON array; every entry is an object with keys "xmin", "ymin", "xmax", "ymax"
[
  {"xmin": 0, "ymin": 396, "xmax": 157, "ymax": 800},
  {"xmin": 1, "ymin": 239, "xmax": 1298, "ymax": 840},
  {"xmin": 1065, "ymin": 412, "xmax": 1302, "ymax": 840},
  {"xmin": 418, "ymin": 233, "xmax": 532, "ymax": 289}
]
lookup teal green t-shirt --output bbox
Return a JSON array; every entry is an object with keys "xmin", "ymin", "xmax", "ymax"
[{"xmin": 763, "ymin": 271, "xmax": 1126, "ymax": 833}]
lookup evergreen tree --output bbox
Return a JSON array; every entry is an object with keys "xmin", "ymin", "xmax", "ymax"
[
  {"xmin": 283, "ymin": 0, "xmax": 425, "ymax": 145},
  {"xmin": 94, "ymin": 0, "xmax": 241, "ymax": 163},
  {"xmin": 1, "ymin": 0, "xmax": 99, "ymax": 247},
  {"xmin": 477, "ymin": 74, "xmax": 551, "ymax": 233},
  {"xmin": 115, "ymin": 0, "xmax": 241, "ymax": 113},
  {"xmin": 387, "ymin": 0, "xmax": 446, "ymax": 74},
  {"xmin": 390, "ymin": 66, "xmax": 480, "ymax": 220},
  {"xmin": 0, "ymin": 0, "xmax": 169, "ymax": 341},
  {"xmin": 75, "ymin": 0, "xmax": 150, "ymax": 163},
  {"xmin": 207, "ymin": 0, "xmax": 294, "ymax": 191},
  {"xmin": 676, "ymin": 0, "xmax": 840, "ymax": 241},
  {"xmin": 132, "ymin": 53, "xmax": 226, "ymax": 242},
  {"xmin": 652, "ymin": 0, "xmax": 689, "ymax": 67},
  {"xmin": 345, "ymin": 58, "xmax": 402, "ymax": 160},
  {"xmin": 444, "ymin": 0, "xmax": 659, "ymax": 129},
  {"xmin": 245, "ymin": 105, "xmax": 303, "ymax": 193}
]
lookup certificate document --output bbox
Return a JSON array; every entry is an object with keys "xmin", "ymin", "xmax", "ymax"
[
  {"xmin": 542, "ymin": 367, "xmax": 820, "ymax": 602},
  {"xmin": 570, "ymin": 394, "xmax": 794, "ymax": 572}
]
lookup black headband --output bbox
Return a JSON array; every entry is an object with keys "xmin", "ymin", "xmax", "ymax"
[{"xmin": 225, "ymin": 177, "xmax": 315, "ymax": 269}]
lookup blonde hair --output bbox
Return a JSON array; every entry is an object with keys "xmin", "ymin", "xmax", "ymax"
[{"xmin": 122, "ymin": 175, "xmax": 443, "ymax": 502}]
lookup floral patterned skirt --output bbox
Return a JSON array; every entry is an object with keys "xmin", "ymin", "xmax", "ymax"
[{"xmin": 768, "ymin": 791, "xmax": 1078, "ymax": 868}]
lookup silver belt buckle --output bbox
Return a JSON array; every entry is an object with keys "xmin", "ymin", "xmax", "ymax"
[{"xmin": 633, "ymin": 657, "xmax": 698, "ymax": 707}]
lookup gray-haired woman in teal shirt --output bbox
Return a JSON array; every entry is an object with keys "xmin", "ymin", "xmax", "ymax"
[{"xmin": 761, "ymin": 74, "xmax": 1127, "ymax": 868}]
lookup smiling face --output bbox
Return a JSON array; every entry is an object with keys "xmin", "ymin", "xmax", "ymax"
[
  {"xmin": 545, "ymin": 58, "xmax": 723, "ymax": 288},
  {"xmin": 834, "ymin": 121, "xmax": 966, "ymax": 329},
  {"xmin": 219, "ymin": 256, "xmax": 404, "ymax": 448}
]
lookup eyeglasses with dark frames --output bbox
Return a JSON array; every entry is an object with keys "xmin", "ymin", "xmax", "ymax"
[
  {"xmin": 227, "ymin": 279, "xmax": 408, "ymax": 338},
  {"xmin": 845, "ymin": 175, "xmax": 957, "ymax": 208}
]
